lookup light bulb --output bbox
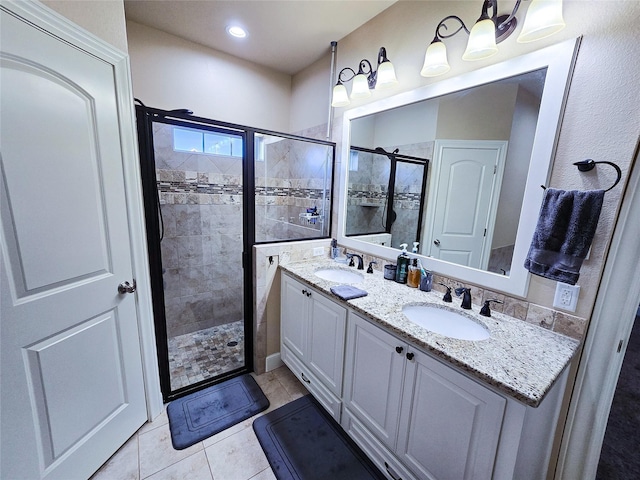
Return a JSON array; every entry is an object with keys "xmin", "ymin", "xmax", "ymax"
[
  {"xmin": 421, "ymin": 40, "xmax": 450, "ymax": 77},
  {"xmin": 350, "ymin": 74, "xmax": 371, "ymax": 99},
  {"xmin": 517, "ymin": 0, "xmax": 565, "ymax": 43},
  {"xmin": 462, "ymin": 18, "xmax": 498, "ymax": 61},
  {"xmin": 331, "ymin": 83, "xmax": 350, "ymax": 107},
  {"xmin": 375, "ymin": 61, "xmax": 398, "ymax": 89}
]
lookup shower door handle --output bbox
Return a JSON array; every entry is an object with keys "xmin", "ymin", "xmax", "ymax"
[{"xmin": 118, "ymin": 280, "xmax": 136, "ymax": 294}]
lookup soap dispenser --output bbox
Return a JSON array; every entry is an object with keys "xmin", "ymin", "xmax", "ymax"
[
  {"xmin": 412, "ymin": 242, "xmax": 420, "ymax": 254},
  {"xmin": 407, "ymin": 258, "xmax": 420, "ymax": 288},
  {"xmin": 395, "ymin": 243, "xmax": 410, "ymax": 284}
]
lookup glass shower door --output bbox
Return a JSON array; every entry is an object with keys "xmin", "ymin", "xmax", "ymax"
[
  {"xmin": 254, "ymin": 132, "xmax": 333, "ymax": 243},
  {"xmin": 138, "ymin": 110, "xmax": 250, "ymax": 399}
]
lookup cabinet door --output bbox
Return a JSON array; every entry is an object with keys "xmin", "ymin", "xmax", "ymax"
[
  {"xmin": 281, "ymin": 274, "xmax": 309, "ymax": 360},
  {"xmin": 397, "ymin": 349, "xmax": 506, "ymax": 480},
  {"xmin": 307, "ymin": 291, "xmax": 347, "ymax": 396},
  {"xmin": 343, "ymin": 313, "xmax": 406, "ymax": 449}
]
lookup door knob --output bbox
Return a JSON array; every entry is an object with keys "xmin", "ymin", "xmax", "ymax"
[
  {"xmin": 433, "ymin": 239, "xmax": 441, "ymax": 246},
  {"xmin": 118, "ymin": 280, "xmax": 136, "ymax": 294}
]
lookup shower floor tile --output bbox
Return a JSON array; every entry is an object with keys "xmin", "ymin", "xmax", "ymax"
[{"xmin": 168, "ymin": 320, "xmax": 245, "ymax": 391}]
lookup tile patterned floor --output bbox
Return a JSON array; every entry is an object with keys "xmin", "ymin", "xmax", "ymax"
[
  {"xmin": 168, "ymin": 321, "xmax": 245, "ymax": 391},
  {"xmin": 90, "ymin": 366, "xmax": 308, "ymax": 480}
]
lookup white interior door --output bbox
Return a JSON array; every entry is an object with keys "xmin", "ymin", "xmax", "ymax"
[
  {"xmin": 426, "ymin": 140, "xmax": 507, "ymax": 269},
  {"xmin": 1, "ymin": 6, "xmax": 147, "ymax": 479}
]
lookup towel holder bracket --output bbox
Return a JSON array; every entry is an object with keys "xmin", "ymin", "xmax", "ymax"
[{"xmin": 541, "ymin": 159, "xmax": 622, "ymax": 192}]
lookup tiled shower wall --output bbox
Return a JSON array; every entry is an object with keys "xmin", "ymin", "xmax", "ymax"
[
  {"xmin": 255, "ymin": 136, "xmax": 332, "ymax": 243},
  {"xmin": 151, "ymin": 123, "xmax": 333, "ymax": 339},
  {"xmin": 153, "ymin": 123, "xmax": 244, "ymax": 338}
]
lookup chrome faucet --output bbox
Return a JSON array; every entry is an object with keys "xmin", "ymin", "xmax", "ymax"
[
  {"xmin": 455, "ymin": 287, "xmax": 472, "ymax": 310},
  {"xmin": 346, "ymin": 253, "xmax": 364, "ymax": 270}
]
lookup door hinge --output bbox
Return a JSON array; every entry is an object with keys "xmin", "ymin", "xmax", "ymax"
[
  {"xmin": 494, "ymin": 165, "xmax": 497, "ymax": 174},
  {"xmin": 617, "ymin": 340, "xmax": 624, "ymax": 352},
  {"xmin": 484, "ymin": 228, "xmax": 487, "ymax": 237}
]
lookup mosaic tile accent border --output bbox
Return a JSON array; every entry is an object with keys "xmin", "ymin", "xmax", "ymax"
[
  {"xmin": 156, "ymin": 169, "xmax": 328, "ymax": 204},
  {"xmin": 255, "ymin": 186, "xmax": 327, "ymax": 200},
  {"xmin": 347, "ymin": 190, "xmax": 421, "ymax": 206}
]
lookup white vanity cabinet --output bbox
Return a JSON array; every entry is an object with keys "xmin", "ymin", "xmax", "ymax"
[
  {"xmin": 279, "ymin": 271, "xmax": 570, "ymax": 480},
  {"xmin": 396, "ymin": 346, "xmax": 505, "ymax": 480},
  {"xmin": 342, "ymin": 311, "xmax": 407, "ymax": 449},
  {"xmin": 280, "ymin": 273, "xmax": 347, "ymax": 419},
  {"xmin": 343, "ymin": 312, "xmax": 505, "ymax": 480}
]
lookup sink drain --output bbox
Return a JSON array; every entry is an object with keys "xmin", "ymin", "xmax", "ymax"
[{"xmin": 227, "ymin": 341, "xmax": 238, "ymax": 347}]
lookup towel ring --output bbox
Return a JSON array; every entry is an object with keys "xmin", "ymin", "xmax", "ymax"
[
  {"xmin": 541, "ymin": 159, "xmax": 622, "ymax": 192},
  {"xmin": 573, "ymin": 159, "xmax": 622, "ymax": 192}
]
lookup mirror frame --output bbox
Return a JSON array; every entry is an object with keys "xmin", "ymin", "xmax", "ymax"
[{"xmin": 337, "ymin": 38, "xmax": 581, "ymax": 297}]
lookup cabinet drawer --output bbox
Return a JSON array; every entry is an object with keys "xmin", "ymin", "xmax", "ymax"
[
  {"xmin": 342, "ymin": 408, "xmax": 418, "ymax": 480},
  {"xmin": 282, "ymin": 344, "xmax": 341, "ymax": 422}
]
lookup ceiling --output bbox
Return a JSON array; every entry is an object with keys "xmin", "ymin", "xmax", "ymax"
[{"xmin": 123, "ymin": 0, "xmax": 398, "ymax": 76}]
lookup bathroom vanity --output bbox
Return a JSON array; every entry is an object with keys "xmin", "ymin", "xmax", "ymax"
[{"xmin": 279, "ymin": 259, "xmax": 578, "ymax": 480}]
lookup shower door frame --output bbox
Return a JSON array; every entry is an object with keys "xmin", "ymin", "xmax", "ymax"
[
  {"xmin": 347, "ymin": 146, "xmax": 429, "ymax": 240},
  {"xmin": 135, "ymin": 105, "xmax": 336, "ymax": 401},
  {"xmin": 136, "ymin": 106, "xmax": 255, "ymax": 401}
]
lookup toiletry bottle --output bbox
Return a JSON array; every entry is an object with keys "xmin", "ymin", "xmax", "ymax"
[
  {"xmin": 407, "ymin": 258, "xmax": 420, "ymax": 288},
  {"xmin": 395, "ymin": 243, "xmax": 410, "ymax": 284},
  {"xmin": 412, "ymin": 242, "xmax": 420, "ymax": 254}
]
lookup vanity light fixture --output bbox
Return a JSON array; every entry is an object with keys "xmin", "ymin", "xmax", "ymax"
[
  {"xmin": 421, "ymin": 0, "xmax": 565, "ymax": 77},
  {"xmin": 331, "ymin": 47, "xmax": 398, "ymax": 108}
]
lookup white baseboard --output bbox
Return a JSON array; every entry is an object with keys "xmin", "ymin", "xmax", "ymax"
[{"xmin": 265, "ymin": 352, "xmax": 284, "ymax": 372}]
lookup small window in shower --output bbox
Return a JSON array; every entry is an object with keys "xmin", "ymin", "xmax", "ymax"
[
  {"xmin": 173, "ymin": 127, "xmax": 204, "ymax": 153},
  {"xmin": 254, "ymin": 132, "xmax": 334, "ymax": 243},
  {"xmin": 204, "ymin": 133, "xmax": 242, "ymax": 157},
  {"xmin": 173, "ymin": 127, "xmax": 243, "ymax": 158}
]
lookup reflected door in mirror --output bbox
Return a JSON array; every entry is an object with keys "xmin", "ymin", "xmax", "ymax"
[{"xmin": 425, "ymin": 140, "xmax": 507, "ymax": 269}]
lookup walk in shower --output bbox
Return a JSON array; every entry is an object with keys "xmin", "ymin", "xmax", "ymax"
[
  {"xmin": 136, "ymin": 105, "xmax": 334, "ymax": 400},
  {"xmin": 346, "ymin": 145, "xmax": 429, "ymax": 249}
]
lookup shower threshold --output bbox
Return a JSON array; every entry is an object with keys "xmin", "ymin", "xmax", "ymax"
[{"xmin": 168, "ymin": 320, "xmax": 245, "ymax": 391}]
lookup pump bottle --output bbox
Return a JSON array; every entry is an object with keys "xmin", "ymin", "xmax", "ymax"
[
  {"xmin": 395, "ymin": 243, "xmax": 410, "ymax": 284},
  {"xmin": 407, "ymin": 258, "xmax": 420, "ymax": 288}
]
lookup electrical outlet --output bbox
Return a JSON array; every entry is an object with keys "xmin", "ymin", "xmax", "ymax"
[
  {"xmin": 553, "ymin": 282, "xmax": 580, "ymax": 312},
  {"xmin": 313, "ymin": 247, "xmax": 324, "ymax": 256}
]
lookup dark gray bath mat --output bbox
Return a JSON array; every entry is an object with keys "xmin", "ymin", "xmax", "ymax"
[
  {"xmin": 167, "ymin": 374, "xmax": 269, "ymax": 450},
  {"xmin": 253, "ymin": 395, "xmax": 386, "ymax": 480}
]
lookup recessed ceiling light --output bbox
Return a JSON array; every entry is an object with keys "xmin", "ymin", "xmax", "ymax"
[{"xmin": 226, "ymin": 25, "xmax": 247, "ymax": 38}]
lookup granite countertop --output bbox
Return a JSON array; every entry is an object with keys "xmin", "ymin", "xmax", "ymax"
[{"xmin": 280, "ymin": 258, "xmax": 580, "ymax": 407}]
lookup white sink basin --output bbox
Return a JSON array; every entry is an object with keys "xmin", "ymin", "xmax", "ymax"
[
  {"xmin": 402, "ymin": 305, "xmax": 490, "ymax": 341},
  {"xmin": 314, "ymin": 268, "xmax": 364, "ymax": 284}
]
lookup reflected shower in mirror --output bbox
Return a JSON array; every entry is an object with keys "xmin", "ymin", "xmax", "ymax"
[
  {"xmin": 346, "ymin": 146, "xmax": 429, "ymax": 249},
  {"xmin": 346, "ymin": 68, "xmax": 546, "ymax": 275},
  {"xmin": 338, "ymin": 38, "xmax": 581, "ymax": 297}
]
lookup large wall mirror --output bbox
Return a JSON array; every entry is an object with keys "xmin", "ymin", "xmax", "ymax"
[{"xmin": 337, "ymin": 38, "xmax": 580, "ymax": 297}]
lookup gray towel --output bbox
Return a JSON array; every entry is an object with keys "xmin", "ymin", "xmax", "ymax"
[
  {"xmin": 524, "ymin": 188, "xmax": 604, "ymax": 285},
  {"xmin": 330, "ymin": 285, "xmax": 368, "ymax": 300}
]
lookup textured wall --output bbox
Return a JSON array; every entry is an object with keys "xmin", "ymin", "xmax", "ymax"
[
  {"xmin": 42, "ymin": 0, "xmax": 128, "ymax": 52},
  {"xmin": 126, "ymin": 20, "xmax": 291, "ymax": 132},
  {"xmin": 153, "ymin": 123, "xmax": 244, "ymax": 337}
]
